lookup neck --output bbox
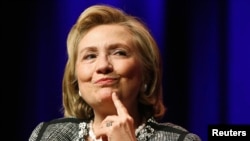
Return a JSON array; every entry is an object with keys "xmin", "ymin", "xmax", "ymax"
[
  {"xmin": 89, "ymin": 116, "xmax": 145, "ymax": 141},
  {"xmin": 92, "ymin": 107, "xmax": 143, "ymax": 130}
]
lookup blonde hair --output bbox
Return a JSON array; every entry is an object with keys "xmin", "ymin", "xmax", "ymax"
[{"xmin": 62, "ymin": 4, "xmax": 166, "ymax": 120}]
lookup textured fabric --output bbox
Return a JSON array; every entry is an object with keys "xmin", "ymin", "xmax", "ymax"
[{"xmin": 29, "ymin": 117, "xmax": 201, "ymax": 141}]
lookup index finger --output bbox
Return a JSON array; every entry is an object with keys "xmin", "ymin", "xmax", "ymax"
[{"xmin": 112, "ymin": 92, "xmax": 129, "ymax": 116}]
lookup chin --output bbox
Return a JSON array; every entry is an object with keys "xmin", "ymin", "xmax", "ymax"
[{"xmin": 99, "ymin": 92, "xmax": 112, "ymax": 100}]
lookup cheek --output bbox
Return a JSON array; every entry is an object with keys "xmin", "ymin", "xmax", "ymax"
[
  {"xmin": 117, "ymin": 60, "xmax": 142, "ymax": 80},
  {"xmin": 75, "ymin": 63, "xmax": 93, "ymax": 81}
]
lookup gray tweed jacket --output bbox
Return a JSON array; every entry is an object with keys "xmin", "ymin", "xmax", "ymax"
[{"xmin": 29, "ymin": 117, "xmax": 201, "ymax": 141}]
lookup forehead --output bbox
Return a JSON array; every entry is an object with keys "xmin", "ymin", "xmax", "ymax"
[
  {"xmin": 79, "ymin": 24, "xmax": 135, "ymax": 49},
  {"xmin": 84, "ymin": 24, "xmax": 131, "ymax": 39}
]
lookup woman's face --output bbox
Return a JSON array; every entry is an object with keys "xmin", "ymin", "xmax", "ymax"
[{"xmin": 76, "ymin": 24, "xmax": 142, "ymax": 113}]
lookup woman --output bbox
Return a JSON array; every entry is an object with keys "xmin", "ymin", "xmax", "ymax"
[{"xmin": 29, "ymin": 4, "xmax": 201, "ymax": 141}]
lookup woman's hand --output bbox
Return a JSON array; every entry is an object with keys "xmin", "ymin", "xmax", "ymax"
[{"xmin": 95, "ymin": 92, "xmax": 137, "ymax": 141}]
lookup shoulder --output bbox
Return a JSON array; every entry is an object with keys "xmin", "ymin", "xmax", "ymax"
[
  {"xmin": 139, "ymin": 118, "xmax": 201, "ymax": 141},
  {"xmin": 155, "ymin": 122, "xmax": 201, "ymax": 141},
  {"xmin": 29, "ymin": 117, "xmax": 87, "ymax": 141},
  {"xmin": 45, "ymin": 117, "xmax": 82, "ymax": 124}
]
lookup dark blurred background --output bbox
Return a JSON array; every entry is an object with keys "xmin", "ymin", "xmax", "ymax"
[{"xmin": 3, "ymin": 0, "xmax": 249, "ymax": 141}]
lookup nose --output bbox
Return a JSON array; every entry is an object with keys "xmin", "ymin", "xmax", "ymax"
[{"xmin": 96, "ymin": 55, "xmax": 113, "ymax": 74}]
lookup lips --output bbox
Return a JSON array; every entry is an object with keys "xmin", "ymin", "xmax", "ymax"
[{"xmin": 94, "ymin": 77, "xmax": 118, "ymax": 86}]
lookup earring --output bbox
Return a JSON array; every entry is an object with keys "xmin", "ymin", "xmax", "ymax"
[
  {"xmin": 79, "ymin": 90, "xmax": 82, "ymax": 96},
  {"xmin": 141, "ymin": 84, "xmax": 147, "ymax": 92},
  {"xmin": 144, "ymin": 84, "xmax": 147, "ymax": 92}
]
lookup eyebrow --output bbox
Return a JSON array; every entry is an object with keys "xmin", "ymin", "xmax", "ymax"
[
  {"xmin": 79, "ymin": 46, "xmax": 96, "ymax": 53},
  {"xmin": 79, "ymin": 43, "xmax": 131, "ymax": 53},
  {"xmin": 108, "ymin": 43, "xmax": 131, "ymax": 49}
]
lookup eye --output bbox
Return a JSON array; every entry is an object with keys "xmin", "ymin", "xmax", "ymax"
[
  {"xmin": 113, "ymin": 50, "xmax": 127, "ymax": 56},
  {"xmin": 83, "ymin": 53, "xmax": 96, "ymax": 60}
]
